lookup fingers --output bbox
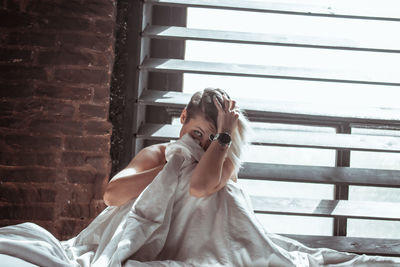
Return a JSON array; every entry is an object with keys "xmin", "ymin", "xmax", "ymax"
[
  {"xmin": 222, "ymin": 95, "xmax": 229, "ymax": 111},
  {"xmin": 214, "ymin": 94, "xmax": 239, "ymax": 113},
  {"xmin": 230, "ymin": 100, "xmax": 236, "ymax": 111},
  {"xmin": 213, "ymin": 95, "xmax": 224, "ymax": 112}
]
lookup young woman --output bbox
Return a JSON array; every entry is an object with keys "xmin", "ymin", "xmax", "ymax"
[
  {"xmin": 1, "ymin": 88, "xmax": 399, "ymax": 266},
  {"xmin": 103, "ymin": 88, "xmax": 249, "ymax": 206}
]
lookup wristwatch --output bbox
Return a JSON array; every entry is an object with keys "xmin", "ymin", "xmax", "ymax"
[{"xmin": 210, "ymin": 132, "xmax": 232, "ymax": 147}]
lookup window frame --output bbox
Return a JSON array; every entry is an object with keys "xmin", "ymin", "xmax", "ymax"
[{"xmin": 123, "ymin": 0, "xmax": 400, "ymax": 246}]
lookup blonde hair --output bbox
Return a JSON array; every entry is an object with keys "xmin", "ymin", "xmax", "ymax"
[
  {"xmin": 227, "ymin": 110, "xmax": 251, "ymax": 182},
  {"xmin": 185, "ymin": 88, "xmax": 251, "ymax": 182}
]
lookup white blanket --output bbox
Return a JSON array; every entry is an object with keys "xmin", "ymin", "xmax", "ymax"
[{"xmin": 1, "ymin": 134, "xmax": 399, "ymax": 266}]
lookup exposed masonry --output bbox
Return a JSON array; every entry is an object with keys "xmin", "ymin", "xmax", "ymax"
[{"xmin": 0, "ymin": 0, "xmax": 116, "ymax": 240}]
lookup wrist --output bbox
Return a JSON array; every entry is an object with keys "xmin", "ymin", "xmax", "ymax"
[
  {"xmin": 210, "ymin": 132, "xmax": 232, "ymax": 148},
  {"xmin": 217, "ymin": 128, "xmax": 232, "ymax": 134}
]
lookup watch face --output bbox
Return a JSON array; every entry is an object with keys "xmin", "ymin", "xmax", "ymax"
[{"xmin": 218, "ymin": 133, "xmax": 231, "ymax": 144}]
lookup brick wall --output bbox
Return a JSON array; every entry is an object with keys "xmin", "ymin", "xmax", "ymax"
[{"xmin": 0, "ymin": 0, "xmax": 116, "ymax": 240}]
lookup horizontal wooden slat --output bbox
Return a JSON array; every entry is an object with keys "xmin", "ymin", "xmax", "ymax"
[
  {"xmin": 282, "ymin": 234, "xmax": 400, "ymax": 256},
  {"xmin": 254, "ymin": 128, "xmax": 400, "ymax": 152},
  {"xmin": 140, "ymin": 58, "xmax": 400, "ymax": 86},
  {"xmin": 143, "ymin": 26, "xmax": 400, "ymax": 53},
  {"xmin": 250, "ymin": 196, "xmax": 400, "ymax": 220},
  {"xmin": 139, "ymin": 90, "xmax": 400, "ymax": 125},
  {"xmin": 145, "ymin": 0, "xmax": 400, "ymax": 21},
  {"xmin": 137, "ymin": 123, "xmax": 400, "ymax": 152},
  {"xmin": 239, "ymin": 163, "xmax": 400, "ymax": 188}
]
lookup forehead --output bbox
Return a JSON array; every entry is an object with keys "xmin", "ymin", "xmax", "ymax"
[{"xmin": 189, "ymin": 115, "xmax": 216, "ymax": 133}]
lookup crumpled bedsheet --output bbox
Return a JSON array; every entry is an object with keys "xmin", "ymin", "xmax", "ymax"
[{"xmin": 1, "ymin": 133, "xmax": 400, "ymax": 266}]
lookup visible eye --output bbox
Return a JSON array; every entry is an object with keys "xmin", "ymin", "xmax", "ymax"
[{"xmin": 193, "ymin": 130, "xmax": 203, "ymax": 137}]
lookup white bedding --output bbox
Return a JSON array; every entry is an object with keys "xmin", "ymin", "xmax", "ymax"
[{"xmin": 1, "ymin": 134, "xmax": 399, "ymax": 266}]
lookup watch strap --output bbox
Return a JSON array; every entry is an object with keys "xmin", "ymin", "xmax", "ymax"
[{"xmin": 210, "ymin": 132, "xmax": 232, "ymax": 147}]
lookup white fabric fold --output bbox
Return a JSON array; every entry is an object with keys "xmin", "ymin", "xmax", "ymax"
[{"xmin": 1, "ymin": 133, "xmax": 399, "ymax": 266}]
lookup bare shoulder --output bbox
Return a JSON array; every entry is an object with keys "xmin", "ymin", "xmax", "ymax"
[
  {"xmin": 126, "ymin": 143, "xmax": 169, "ymax": 171},
  {"xmin": 144, "ymin": 143, "xmax": 168, "ymax": 162}
]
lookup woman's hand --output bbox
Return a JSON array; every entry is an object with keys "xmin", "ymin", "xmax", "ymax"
[{"xmin": 213, "ymin": 94, "xmax": 239, "ymax": 134}]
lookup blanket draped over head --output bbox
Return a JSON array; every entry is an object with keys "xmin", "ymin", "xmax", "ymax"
[{"xmin": 0, "ymin": 134, "xmax": 399, "ymax": 266}]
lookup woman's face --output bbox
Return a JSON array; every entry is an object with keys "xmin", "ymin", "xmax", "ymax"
[{"xmin": 179, "ymin": 109, "xmax": 216, "ymax": 151}]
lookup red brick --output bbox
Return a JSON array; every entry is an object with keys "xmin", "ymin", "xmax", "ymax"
[
  {"xmin": 59, "ymin": 33, "xmax": 113, "ymax": 51},
  {"xmin": 94, "ymin": 19, "xmax": 115, "ymax": 35},
  {"xmin": 79, "ymin": 104, "xmax": 108, "ymax": 119},
  {"xmin": 0, "ymin": 167, "xmax": 57, "ymax": 182},
  {"xmin": 85, "ymin": 155, "xmax": 109, "ymax": 172},
  {"xmin": 0, "ymin": 82, "xmax": 34, "ymax": 98},
  {"xmin": 90, "ymin": 199, "xmax": 106, "ymax": 218},
  {"xmin": 17, "ymin": 99, "xmax": 75, "ymax": 119},
  {"xmin": 28, "ymin": 120, "xmax": 84, "ymax": 136},
  {"xmin": 61, "ymin": 152, "xmax": 109, "ymax": 172},
  {"xmin": 28, "ymin": 0, "xmax": 114, "ymax": 18},
  {"xmin": 67, "ymin": 169, "xmax": 97, "ymax": 184},
  {"xmin": 92, "ymin": 175, "xmax": 108, "ymax": 200},
  {"xmin": 4, "ymin": 0, "xmax": 20, "ymax": 11},
  {"xmin": 0, "ymin": 100, "xmax": 15, "ymax": 116},
  {"xmin": 0, "ymin": 184, "xmax": 56, "ymax": 203},
  {"xmin": 70, "ymin": 184, "xmax": 95, "ymax": 203},
  {"xmin": 54, "ymin": 69, "xmax": 109, "ymax": 84},
  {"xmin": 6, "ymin": 32, "xmax": 56, "ymax": 47},
  {"xmin": 92, "ymin": 86, "xmax": 110, "ymax": 103},
  {"xmin": 0, "ymin": 152, "xmax": 58, "ymax": 167},
  {"xmin": 0, "ymin": 65, "xmax": 46, "ymax": 81},
  {"xmin": 83, "ymin": 0, "xmax": 115, "ymax": 17},
  {"xmin": 36, "ymin": 152, "xmax": 59, "ymax": 167},
  {"xmin": 0, "ymin": 152, "xmax": 36, "ymax": 166},
  {"xmin": 0, "ymin": 10, "xmax": 33, "ymax": 27},
  {"xmin": 0, "ymin": 0, "xmax": 116, "ymax": 240},
  {"xmin": 5, "ymin": 134, "xmax": 62, "ymax": 151},
  {"xmin": 0, "ymin": 48, "xmax": 32, "ymax": 64},
  {"xmin": 45, "ymin": 102, "xmax": 76, "ymax": 119},
  {"xmin": 85, "ymin": 120, "xmax": 111, "ymax": 135},
  {"xmin": 37, "ymin": 15, "xmax": 90, "ymax": 31},
  {"xmin": 61, "ymin": 203, "xmax": 90, "ymax": 218},
  {"xmin": 35, "ymin": 85, "xmax": 92, "ymax": 101},
  {"xmin": 61, "ymin": 152, "xmax": 86, "ymax": 167},
  {"xmin": 27, "ymin": 0, "xmax": 80, "ymax": 16},
  {"xmin": 0, "ymin": 117, "xmax": 19, "ymax": 128},
  {"xmin": 0, "ymin": 205, "xmax": 54, "ymax": 220},
  {"xmin": 65, "ymin": 136, "xmax": 109, "ymax": 152},
  {"xmin": 37, "ymin": 49, "xmax": 107, "ymax": 67}
]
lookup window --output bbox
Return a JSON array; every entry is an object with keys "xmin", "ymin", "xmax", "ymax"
[{"xmin": 133, "ymin": 0, "xmax": 400, "ymax": 246}]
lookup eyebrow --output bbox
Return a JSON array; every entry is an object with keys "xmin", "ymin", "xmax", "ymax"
[
  {"xmin": 195, "ymin": 127, "xmax": 205, "ymax": 135},
  {"xmin": 206, "ymin": 124, "xmax": 216, "ymax": 134}
]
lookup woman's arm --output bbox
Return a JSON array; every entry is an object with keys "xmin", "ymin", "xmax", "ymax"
[
  {"xmin": 189, "ymin": 141, "xmax": 235, "ymax": 197},
  {"xmin": 189, "ymin": 95, "xmax": 239, "ymax": 197},
  {"xmin": 103, "ymin": 144, "xmax": 166, "ymax": 206}
]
